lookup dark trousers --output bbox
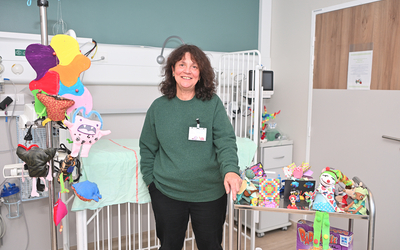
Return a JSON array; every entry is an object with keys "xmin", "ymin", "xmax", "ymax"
[{"xmin": 148, "ymin": 183, "xmax": 227, "ymax": 250}]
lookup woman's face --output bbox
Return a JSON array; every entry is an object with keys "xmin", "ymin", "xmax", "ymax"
[{"xmin": 172, "ymin": 52, "xmax": 200, "ymax": 98}]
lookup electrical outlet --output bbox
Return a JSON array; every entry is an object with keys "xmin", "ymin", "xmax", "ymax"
[{"xmin": 0, "ymin": 93, "xmax": 24, "ymax": 105}]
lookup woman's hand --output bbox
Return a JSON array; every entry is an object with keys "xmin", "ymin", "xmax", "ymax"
[{"xmin": 224, "ymin": 172, "xmax": 243, "ymax": 200}]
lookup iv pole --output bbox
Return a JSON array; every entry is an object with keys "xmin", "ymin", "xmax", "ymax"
[{"xmin": 37, "ymin": 0, "xmax": 58, "ymax": 249}]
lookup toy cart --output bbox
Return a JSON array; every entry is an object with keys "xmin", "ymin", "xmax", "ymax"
[{"xmin": 227, "ymin": 176, "xmax": 376, "ymax": 250}]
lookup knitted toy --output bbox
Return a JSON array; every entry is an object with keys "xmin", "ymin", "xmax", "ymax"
[
  {"xmin": 71, "ymin": 180, "xmax": 102, "ymax": 202},
  {"xmin": 57, "ymin": 154, "xmax": 80, "ymax": 193},
  {"xmin": 309, "ymin": 167, "xmax": 353, "ymax": 250},
  {"xmin": 63, "ymin": 107, "xmax": 111, "ymax": 157},
  {"xmin": 53, "ymin": 192, "xmax": 68, "ymax": 232},
  {"xmin": 344, "ymin": 183, "xmax": 368, "ymax": 215},
  {"xmin": 246, "ymin": 162, "xmax": 267, "ymax": 178},
  {"xmin": 16, "ymin": 144, "xmax": 57, "ymax": 197},
  {"xmin": 335, "ymin": 184, "xmax": 356, "ymax": 206},
  {"xmin": 36, "ymin": 92, "xmax": 75, "ymax": 126},
  {"xmin": 284, "ymin": 162, "xmax": 313, "ymax": 180}
]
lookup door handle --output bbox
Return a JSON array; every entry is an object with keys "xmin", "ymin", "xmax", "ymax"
[{"xmin": 382, "ymin": 135, "xmax": 400, "ymax": 142}]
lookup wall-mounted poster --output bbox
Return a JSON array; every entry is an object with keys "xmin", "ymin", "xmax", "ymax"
[{"xmin": 347, "ymin": 50, "xmax": 373, "ymax": 90}]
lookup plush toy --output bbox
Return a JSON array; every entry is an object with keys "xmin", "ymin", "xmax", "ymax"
[
  {"xmin": 344, "ymin": 183, "xmax": 368, "ymax": 215},
  {"xmin": 53, "ymin": 192, "xmax": 68, "ymax": 232},
  {"xmin": 283, "ymin": 162, "xmax": 313, "ymax": 180},
  {"xmin": 246, "ymin": 162, "xmax": 267, "ymax": 178},
  {"xmin": 260, "ymin": 107, "xmax": 281, "ymax": 140},
  {"xmin": 71, "ymin": 180, "xmax": 102, "ymax": 202},
  {"xmin": 335, "ymin": 184, "xmax": 356, "ymax": 206},
  {"xmin": 57, "ymin": 154, "xmax": 80, "ymax": 193},
  {"xmin": 36, "ymin": 92, "xmax": 75, "ymax": 126},
  {"xmin": 309, "ymin": 167, "xmax": 353, "ymax": 250},
  {"xmin": 236, "ymin": 173, "xmax": 259, "ymax": 204},
  {"xmin": 64, "ymin": 107, "xmax": 111, "ymax": 157},
  {"xmin": 16, "ymin": 144, "xmax": 57, "ymax": 197}
]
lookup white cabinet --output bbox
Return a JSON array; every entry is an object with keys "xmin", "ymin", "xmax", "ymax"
[{"xmin": 255, "ymin": 140, "xmax": 293, "ymax": 237}]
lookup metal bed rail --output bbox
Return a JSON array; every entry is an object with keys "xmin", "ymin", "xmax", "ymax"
[{"xmin": 74, "ymin": 202, "xmax": 196, "ymax": 250}]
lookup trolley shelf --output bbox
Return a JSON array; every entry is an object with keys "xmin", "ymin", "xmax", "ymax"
[{"xmin": 227, "ymin": 176, "xmax": 376, "ymax": 250}]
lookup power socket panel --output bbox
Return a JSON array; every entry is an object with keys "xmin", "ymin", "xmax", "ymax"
[{"xmin": 0, "ymin": 93, "xmax": 24, "ymax": 105}]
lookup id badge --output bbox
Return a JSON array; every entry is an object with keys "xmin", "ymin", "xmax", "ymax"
[{"xmin": 188, "ymin": 127, "xmax": 207, "ymax": 141}]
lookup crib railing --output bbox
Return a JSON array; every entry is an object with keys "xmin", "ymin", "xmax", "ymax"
[
  {"xmin": 74, "ymin": 202, "xmax": 197, "ymax": 250},
  {"xmin": 69, "ymin": 199, "xmax": 253, "ymax": 250}
]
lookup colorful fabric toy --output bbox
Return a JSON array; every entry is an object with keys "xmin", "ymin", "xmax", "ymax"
[
  {"xmin": 246, "ymin": 162, "xmax": 267, "ymax": 178},
  {"xmin": 283, "ymin": 162, "xmax": 313, "ymax": 180},
  {"xmin": 309, "ymin": 167, "xmax": 353, "ymax": 250},
  {"xmin": 236, "ymin": 178, "xmax": 258, "ymax": 204},
  {"xmin": 63, "ymin": 107, "xmax": 111, "ymax": 157},
  {"xmin": 260, "ymin": 107, "xmax": 280, "ymax": 140},
  {"xmin": 344, "ymin": 184, "xmax": 368, "ymax": 215},
  {"xmin": 16, "ymin": 144, "xmax": 57, "ymax": 197},
  {"xmin": 57, "ymin": 154, "xmax": 80, "ymax": 193},
  {"xmin": 53, "ymin": 192, "xmax": 68, "ymax": 232},
  {"xmin": 36, "ymin": 92, "xmax": 75, "ymax": 126},
  {"xmin": 71, "ymin": 180, "xmax": 102, "ymax": 202}
]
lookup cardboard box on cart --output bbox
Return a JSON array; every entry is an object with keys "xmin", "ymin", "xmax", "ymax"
[{"xmin": 297, "ymin": 219, "xmax": 353, "ymax": 250}]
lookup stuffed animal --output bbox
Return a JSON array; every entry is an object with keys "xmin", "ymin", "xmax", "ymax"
[
  {"xmin": 53, "ymin": 192, "xmax": 68, "ymax": 232},
  {"xmin": 283, "ymin": 162, "xmax": 313, "ymax": 180},
  {"xmin": 36, "ymin": 92, "xmax": 75, "ymax": 126},
  {"xmin": 335, "ymin": 184, "xmax": 356, "ymax": 206},
  {"xmin": 246, "ymin": 162, "xmax": 267, "ymax": 178},
  {"xmin": 344, "ymin": 183, "xmax": 368, "ymax": 215},
  {"xmin": 309, "ymin": 167, "xmax": 353, "ymax": 250},
  {"xmin": 236, "ymin": 176, "xmax": 259, "ymax": 204},
  {"xmin": 16, "ymin": 144, "xmax": 57, "ymax": 197},
  {"xmin": 64, "ymin": 107, "xmax": 111, "ymax": 157},
  {"xmin": 71, "ymin": 180, "xmax": 102, "ymax": 202},
  {"xmin": 57, "ymin": 154, "xmax": 80, "ymax": 193}
]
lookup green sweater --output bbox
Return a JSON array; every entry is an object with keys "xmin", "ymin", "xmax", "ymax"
[{"xmin": 139, "ymin": 94, "xmax": 239, "ymax": 202}]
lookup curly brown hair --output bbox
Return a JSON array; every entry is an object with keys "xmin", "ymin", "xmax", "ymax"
[{"xmin": 160, "ymin": 44, "xmax": 216, "ymax": 100}]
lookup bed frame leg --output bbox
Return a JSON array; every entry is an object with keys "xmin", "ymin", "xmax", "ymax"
[{"xmin": 76, "ymin": 210, "xmax": 88, "ymax": 250}]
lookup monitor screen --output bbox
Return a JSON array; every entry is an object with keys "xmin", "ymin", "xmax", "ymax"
[{"xmin": 248, "ymin": 70, "xmax": 273, "ymax": 91}]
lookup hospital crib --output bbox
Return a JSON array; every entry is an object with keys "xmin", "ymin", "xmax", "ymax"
[{"xmin": 66, "ymin": 137, "xmax": 258, "ymax": 250}]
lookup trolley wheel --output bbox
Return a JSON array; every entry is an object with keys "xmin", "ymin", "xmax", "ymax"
[
  {"xmin": 256, "ymin": 232, "xmax": 265, "ymax": 238},
  {"xmin": 282, "ymin": 226, "xmax": 288, "ymax": 231}
]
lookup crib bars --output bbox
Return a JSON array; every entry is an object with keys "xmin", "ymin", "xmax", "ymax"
[
  {"xmin": 74, "ymin": 202, "xmax": 196, "ymax": 250},
  {"xmin": 218, "ymin": 50, "xmax": 263, "ymax": 250}
]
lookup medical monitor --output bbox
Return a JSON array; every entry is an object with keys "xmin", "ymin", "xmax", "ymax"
[{"xmin": 248, "ymin": 70, "xmax": 274, "ymax": 99}]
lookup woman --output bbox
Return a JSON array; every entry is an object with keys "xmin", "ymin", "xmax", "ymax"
[{"xmin": 139, "ymin": 44, "xmax": 242, "ymax": 250}]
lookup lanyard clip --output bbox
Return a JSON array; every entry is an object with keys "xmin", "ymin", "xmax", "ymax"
[{"xmin": 196, "ymin": 118, "xmax": 200, "ymax": 129}]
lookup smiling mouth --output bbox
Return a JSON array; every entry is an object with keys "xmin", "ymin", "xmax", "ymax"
[
  {"xmin": 321, "ymin": 180, "xmax": 331, "ymax": 186},
  {"xmin": 182, "ymin": 76, "xmax": 192, "ymax": 79},
  {"xmin": 77, "ymin": 124, "xmax": 96, "ymax": 135}
]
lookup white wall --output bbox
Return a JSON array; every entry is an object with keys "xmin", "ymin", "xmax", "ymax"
[{"xmin": 265, "ymin": 0, "xmax": 390, "ymax": 249}]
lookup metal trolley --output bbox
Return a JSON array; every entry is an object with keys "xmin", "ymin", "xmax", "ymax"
[{"xmin": 227, "ymin": 176, "xmax": 376, "ymax": 250}]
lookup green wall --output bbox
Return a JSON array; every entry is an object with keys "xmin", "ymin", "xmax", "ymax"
[{"xmin": 1, "ymin": 0, "xmax": 259, "ymax": 52}]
